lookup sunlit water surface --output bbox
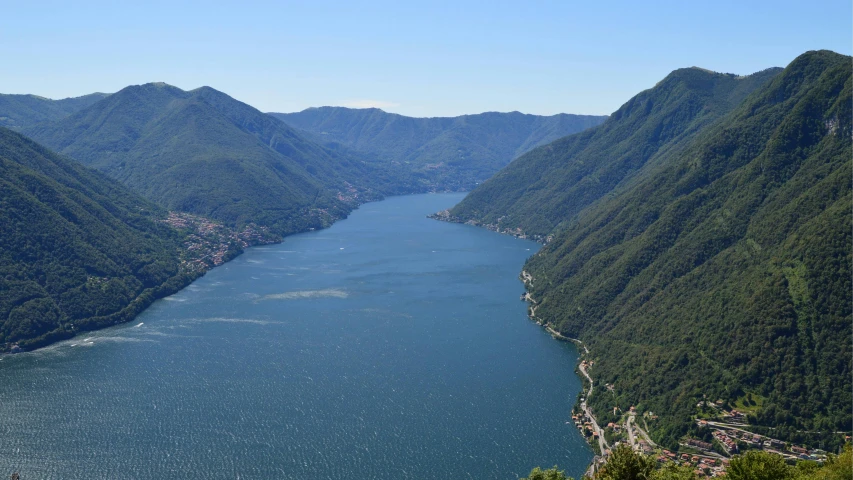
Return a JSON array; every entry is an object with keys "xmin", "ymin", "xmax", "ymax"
[{"xmin": 0, "ymin": 193, "xmax": 591, "ymax": 479}]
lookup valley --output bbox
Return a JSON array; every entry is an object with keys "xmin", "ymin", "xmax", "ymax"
[{"xmin": 0, "ymin": 39, "xmax": 850, "ymax": 479}]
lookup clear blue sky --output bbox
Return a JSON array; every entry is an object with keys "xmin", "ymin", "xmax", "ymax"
[{"xmin": 1, "ymin": 0, "xmax": 850, "ymax": 117}]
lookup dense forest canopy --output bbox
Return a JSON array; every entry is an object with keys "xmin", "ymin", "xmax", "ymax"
[
  {"xmin": 449, "ymin": 67, "xmax": 783, "ymax": 236},
  {"xmin": 0, "ymin": 127, "xmax": 191, "ymax": 351}
]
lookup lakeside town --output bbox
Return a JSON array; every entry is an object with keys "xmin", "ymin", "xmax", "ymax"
[
  {"xmin": 519, "ymin": 270, "xmax": 847, "ymax": 478},
  {"xmin": 160, "ymin": 212, "xmax": 281, "ymax": 272},
  {"xmin": 571, "ymin": 397, "xmax": 837, "ymax": 478}
]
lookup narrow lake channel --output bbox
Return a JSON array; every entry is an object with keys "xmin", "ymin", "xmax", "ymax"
[{"xmin": 0, "ymin": 193, "xmax": 592, "ymax": 479}]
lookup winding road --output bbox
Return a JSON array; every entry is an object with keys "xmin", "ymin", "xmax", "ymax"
[{"xmin": 578, "ymin": 361, "xmax": 608, "ymax": 454}]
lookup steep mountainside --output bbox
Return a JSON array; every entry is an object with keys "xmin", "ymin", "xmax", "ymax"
[
  {"xmin": 0, "ymin": 92, "xmax": 109, "ymax": 130},
  {"xmin": 23, "ymin": 83, "xmax": 396, "ymax": 236},
  {"xmin": 448, "ymin": 67, "xmax": 783, "ymax": 237},
  {"xmin": 516, "ymin": 51, "xmax": 851, "ymax": 448},
  {"xmin": 272, "ymin": 108, "xmax": 606, "ymax": 190},
  {"xmin": 0, "ymin": 127, "xmax": 192, "ymax": 351}
]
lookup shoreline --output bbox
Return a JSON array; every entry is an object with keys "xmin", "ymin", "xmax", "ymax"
[
  {"xmin": 520, "ymin": 269, "xmax": 604, "ymax": 475},
  {"xmin": 428, "ymin": 210, "xmax": 551, "ymax": 244},
  {"xmin": 3, "ymin": 192, "xmax": 464, "ymax": 356},
  {"xmin": 1, "ymin": 206, "xmax": 350, "ymax": 356}
]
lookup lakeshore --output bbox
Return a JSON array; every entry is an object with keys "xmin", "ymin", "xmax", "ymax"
[
  {"xmin": 0, "ymin": 193, "xmax": 593, "ymax": 479},
  {"xmin": 519, "ymin": 268, "xmax": 840, "ymax": 478}
]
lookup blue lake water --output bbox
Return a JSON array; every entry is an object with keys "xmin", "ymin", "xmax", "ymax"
[{"xmin": 0, "ymin": 193, "xmax": 592, "ymax": 479}]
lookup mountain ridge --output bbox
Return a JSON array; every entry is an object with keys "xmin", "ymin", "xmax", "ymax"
[
  {"xmin": 0, "ymin": 92, "xmax": 110, "ymax": 130},
  {"xmin": 271, "ymin": 106, "xmax": 607, "ymax": 191},
  {"xmin": 20, "ymin": 83, "xmax": 393, "ymax": 236},
  {"xmin": 447, "ymin": 65, "xmax": 784, "ymax": 237},
  {"xmin": 450, "ymin": 50, "xmax": 851, "ymax": 449}
]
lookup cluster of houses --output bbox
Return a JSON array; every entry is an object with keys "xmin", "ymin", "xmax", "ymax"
[
  {"xmin": 336, "ymin": 182, "xmax": 363, "ymax": 203},
  {"xmin": 695, "ymin": 419, "xmax": 825, "ymax": 462},
  {"xmin": 161, "ymin": 212, "xmax": 276, "ymax": 271},
  {"xmin": 696, "ymin": 400, "xmax": 747, "ymax": 422},
  {"xmin": 711, "ymin": 429, "xmax": 738, "ymax": 453},
  {"xmin": 572, "ymin": 411, "xmax": 600, "ymax": 440},
  {"xmin": 656, "ymin": 449, "xmax": 729, "ymax": 477}
]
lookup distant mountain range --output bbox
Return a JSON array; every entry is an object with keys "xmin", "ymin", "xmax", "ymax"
[
  {"xmin": 20, "ymin": 83, "xmax": 395, "ymax": 235},
  {"xmin": 0, "ymin": 92, "xmax": 109, "ymax": 130},
  {"xmin": 0, "ymin": 82, "xmax": 604, "ymax": 350},
  {"xmin": 447, "ymin": 50, "xmax": 852, "ymax": 450},
  {"xmin": 272, "ymin": 107, "xmax": 606, "ymax": 190},
  {"xmin": 11, "ymin": 84, "xmax": 604, "ymax": 236}
]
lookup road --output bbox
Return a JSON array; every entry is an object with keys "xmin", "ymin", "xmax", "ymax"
[
  {"xmin": 634, "ymin": 416, "xmax": 656, "ymax": 448},
  {"xmin": 627, "ymin": 413, "xmax": 637, "ymax": 447},
  {"xmin": 578, "ymin": 361, "xmax": 608, "ymax": 454}
]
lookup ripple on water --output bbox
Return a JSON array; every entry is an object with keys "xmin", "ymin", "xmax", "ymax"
[{"xmin": 0, "ymin": 194, "xmax": 591, "ymax": 480}]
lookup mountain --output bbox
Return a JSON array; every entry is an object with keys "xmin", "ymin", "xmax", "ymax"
[
  {"xmin": 450, "ymin": 50, "xmax": 852, "ymax": 449},
  {"xmin": 271, "ymin": 108, "xmax": 607, "ymax": 191},
  {"xmin": 0, "ymin": 92, "xmax": 109, "ymax": 130},
  {"xmin": 0, "ymin": 126, "xmax": 193, "ymax": 351},
  {"xmin": 448, "ymin": 67, "xmax": 783, "ymax": 237},
  {"xmin": 22, "ymin": 83, "xmax": 397, "ymax": 236}
]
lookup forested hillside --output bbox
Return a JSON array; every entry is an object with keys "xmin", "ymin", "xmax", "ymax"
[
  {"xmin": 0, "ymin": 92, "xmax": 109, "ymax": 130},
  {"xmin": 0, "ymin": 127, "xmax": 192, "ymax": 351},
  {"xmin": 448, "ymin": 67, "xmax": 782, "ymax": 236},
  {"xmin": 21, "ymin": 83, "xmax": 402, "ymax": 236},
  {"xmin": 510, "ymin": 50, "xmax": 851, "ymax": 448},
  {"xmin": 272, "ymin": 107, "xmax": 606, "ymax": 190}
]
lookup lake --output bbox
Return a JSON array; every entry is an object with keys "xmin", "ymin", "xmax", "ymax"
[{"xmin": 0, "ymin": 193, "xmax": 592, "ymax": 479}]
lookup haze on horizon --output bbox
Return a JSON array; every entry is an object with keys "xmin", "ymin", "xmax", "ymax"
[{"xmin": 1, "ymin": 0, "xmax": 850, "ymax": 118}]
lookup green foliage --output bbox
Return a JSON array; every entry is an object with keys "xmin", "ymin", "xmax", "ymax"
[
  {"xmin": 595, "ymin": 444, "xmax": 656, "ymax": 480},
  {"xmin": 273, "ymin": 107, "xmax": 606, "ymax": 191},
  {"xmin": 728, "ymin": 450, "xmax": 794, "ymax": 480},
  {"xmin": 650, "ymin": 463, "xmax": 699, "ymax": 480},
  {"xmin": 521, "ymin": 466, "xmax": 573, "ymax": 480},
  {"xmin": 0, "ymin": 126, "xmax": 190, "ymax": 350},
  {"xmin": 457, "ymin": 50, "xmax": 853, "ymax": 449},
  {"xmin": 533, "ymin": 444, "xmax": 850, "ymax": 480},
  {"xmin": 791, "ymin": 444, "xmax": 852, "ymax": 480}
]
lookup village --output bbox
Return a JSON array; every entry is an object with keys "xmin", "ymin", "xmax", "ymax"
[
  {"xmin": 569, "ymin": 361, "xmax": 836, "ymax": 478},
  {"xmin": 161, "ymin": 212, "xmax": 280, "ymax": 272},
  {"xmin": 514, "ymin": 264, "xmax": 842, "ymax": 478}
]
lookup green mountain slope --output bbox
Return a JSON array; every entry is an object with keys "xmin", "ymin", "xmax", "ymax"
[
  {"xmin": 0, "ymin": 127, "xmax": 192, "ymax": 351},
  {"xmin": 448, "ymin": 67, "xmax": 782, "ymax": 237},
  {"xmin": 0, "ymin": 92, "xmax": 109, "ymax": 130},
  {"xmin": 22, "ymin": 83, "xmax": 392, "ymax": 235},
  {"xmin": 271, "ymin": 108, "xmax": 607, "ymax": 190},
  {"xmin": 519, "ymin": 51, "xmax": 851, "ymax": 448}
]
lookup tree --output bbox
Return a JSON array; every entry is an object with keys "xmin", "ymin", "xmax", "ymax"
[
  {"xmin": 727, "ymin": 450, "xmax": 793, "ymax": 480},
  {"xmin": 521, "ymin": 466, "xmax": 572, "ymax": 480},
  {"xmin": 792, "ymin": 444, "xmax": 852, "ymax": 480},
  {"xmin": 595, "ymin": 444, "xmax": 656, "ymax": 480}
]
